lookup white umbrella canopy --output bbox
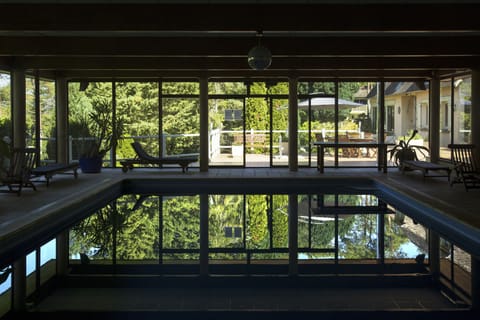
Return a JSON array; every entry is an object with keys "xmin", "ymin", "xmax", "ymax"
[{"xmin": 297, "ymin": 97, "xmax": 365, "ymax": 110}]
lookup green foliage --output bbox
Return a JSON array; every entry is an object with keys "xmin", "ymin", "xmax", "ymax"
[
  {"xmin": 297, "ymin": 82, "xmax": 335, "ymax": 95},
  {"xmin": 68, "ymin": 192, "xmax": 416, "ymax": 264},
  {"xmin": 384, "ymin": 215, "xmax": 412, "ymax": 259},
  {"xmin": 163, "ymin": 196, "xmax": 200, "ymax": 252},
  {"xmin": 209, "ymin": 195, "xmax": 244, "ymax": 249},
  {"xmin": 64, "ymin": 80, "xmax": 367, "ymax": 163},
  {"xmin": 246, "ymin": 97, "xmax": 268, "ymax": 131},
  {"xmin": 272, "ymin": 195, "xmax": 289, "ymax": 248},
  {"xmin": 208, "ymin": 82, "xmax": 246, "ymax": 95},
  {"xmin": 116, "ymin": 82, "xmax": 159, "ymax": 154},
  {"xmin": 297, "ymin": 82, "xmax": 365, "ymax": 101},
  {"xmin": 78, "ymin": 97, "xmax": 125, "ymax": 158},
  {"xmin": 339, "ymin": 82, "xmax": 364, "ymax": 102},
  {"xmin": 0, "ymin": 118, "xmax": 11, "ymax": 139},
  {"xmin": 116, "ymin": 137, "xmax": 135, "ymax": 162},
  {"xmin": 246, "ymin": 195, "xmax": 269, "ymax": 249},
  {"xmin": 69, "ymin": 195, "xmax": 160, "ymax": 262},
  {"xmin": 162, "ymin": 82, "xmax": 199, "ymax": 95}
]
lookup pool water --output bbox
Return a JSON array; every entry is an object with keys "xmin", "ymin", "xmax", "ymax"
[{"xmin": 68, "ymin": 192, "xmax": 429, "ymax": 270}]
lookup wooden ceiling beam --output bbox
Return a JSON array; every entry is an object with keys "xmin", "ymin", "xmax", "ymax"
[
  {"xmin": 55, "ymin": 69, "xmax": 439, "ymax": 80},
  {"xmin": 0, "ymin": 3, "xmax": 479, "ymax": 32},
  {"xmin": 12, "ymin": 56, "xmax": 477, "ymax": 71},
  {"xmin": 1, "ymin": 36, "xmax": 480, "ymax": 56}
]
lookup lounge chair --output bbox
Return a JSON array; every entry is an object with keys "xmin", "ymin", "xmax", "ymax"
[
  {"xmin": 121, "ymin": 142, "xmax": 198, "ymax": 173},
  {"xmin": 401, "ymin": 160, "xmax": 451, "ymax": 181},
  {"xmin": 448, "ymin": 144, "xmax": 480, "ymax": 191},
  {"xmin": 31, "ymin": 162, "xmax": 79, "ymax": 186},
  {"xmin": 0, "ymin": 147, "xmax": 38, "ymax": 195}
]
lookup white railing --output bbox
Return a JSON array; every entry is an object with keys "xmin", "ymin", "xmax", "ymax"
[{"xmin": 38, "ymin": 128, "xmax": 367, "ymax": 163}]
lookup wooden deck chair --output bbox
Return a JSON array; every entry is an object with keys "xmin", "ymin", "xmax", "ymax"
[
  {"xmin": 448, "ymin": 144, "xmax": 480, "ymax": 191},
  {"xmin": 0, "ymin": 147, "xmax": 38, "ymax": 195}
]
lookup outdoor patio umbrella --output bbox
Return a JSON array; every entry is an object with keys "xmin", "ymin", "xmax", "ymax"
[{"xmin": 297, "ymin": 97, "xmax": 365, "ymax": 110}]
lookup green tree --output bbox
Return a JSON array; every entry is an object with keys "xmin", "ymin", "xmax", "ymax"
[
  {"xmin": 162, "ymin": 195, "xmax": 200, "ymax": 260},
  {"xmin": 69, "ymin": 194, "xmax": 160, "ymax": 262},
  {"xmin": 246, "ymin": 194, "xmax": 269, "ymax": 249},
  {"xmin": 209, "ymin": 194, "xmax": 244, "ymax": 251}
]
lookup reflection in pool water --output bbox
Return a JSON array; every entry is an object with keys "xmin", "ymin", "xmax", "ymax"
[{"xmin": 68, "ymin": 192, "xmax": 428, "ymax": 267}]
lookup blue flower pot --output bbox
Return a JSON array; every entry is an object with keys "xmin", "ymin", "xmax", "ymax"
[{"xmin": 79, "ymin": 156, "xmax": 103, "ymax": 173}]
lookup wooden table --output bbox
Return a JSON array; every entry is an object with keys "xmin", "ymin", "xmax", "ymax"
[{"xmin": 314, "ymin": 142, "xmax": 394, "ymax": 173}]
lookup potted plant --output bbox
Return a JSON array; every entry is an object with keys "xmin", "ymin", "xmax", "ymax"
[
  {"xmin": 387, "ymin": 129, "xmax": 430, "ymax": 168},
  {"xmin": 78, "ymin": 98, "xmax": 124, "ymax": 173}
]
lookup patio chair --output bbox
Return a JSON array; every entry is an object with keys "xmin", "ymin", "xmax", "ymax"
[
  {"xmin": 121, "ymin": 141, "xmax": 198, "ymax": 173},
  {"xmin": 0, "ymin": 147, "xmax": 38, "ymax": 195},
  {"xmin": 338, "ymin": 134, "xmax": 358, "ymax": 158},
  {"xmin": 448, "ymin": 144, "xmax": 480, "ymax": 191}
]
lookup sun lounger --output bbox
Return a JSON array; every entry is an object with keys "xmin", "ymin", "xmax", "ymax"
[
  {"xmin": 31, "ymin": 163, "xmax": 79, "ymax": 186},
  {"xmin": 121, "ymin": 142, "xmax": 198, "ymax": 173},
  {"xmin": 401, "ymin": 160, "xmax": 451, "ymax": 181}
]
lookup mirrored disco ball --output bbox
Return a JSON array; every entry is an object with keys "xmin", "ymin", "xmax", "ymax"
[{"xmin": 248, "ymin": 45, "xmax": 272, "ymax": 70}]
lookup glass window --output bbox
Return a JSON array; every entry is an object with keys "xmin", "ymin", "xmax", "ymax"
[
  {"xmin": 115, "ymin": 81, "xmax": 159, "ymax": 164},
  {"xmin": 0, "ymin": 72, "xmax": 11, "ymax": 142},
  {"xmin": 208, "ymin": 81, "xmax": 246, "ymax": 95},
  {"xmin": 67, "ymin": 81, "xmax": 113, "ymax": 164},
  {"xmin": 39, "ymin": 79, "xmax": 56, "ymax": 163},
  {"xmin": 208, "ymin": 97, "xmax": 244, "ymax": 166},
  {"xmin": 25, "ymin": 77, "xmax": 36, "ymax": 147},
  {"xmin": 338, "ymin": 82, "xmax": 377, "ymax": 167},
  {"xmin": 439, "ymin": 78, "xmax": 452, "ymax": 160},
  {"xmin": 297, "ymin": 81, "xmax": 335, "ymax": 167},
  {"xmin": 453, "ymin": 76, "xmax": 471, "ymax": 144}
]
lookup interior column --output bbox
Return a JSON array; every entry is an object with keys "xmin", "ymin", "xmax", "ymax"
[
  {"xmin": 376, "ymin": 82, "xmax": 386, "ymax": 169},
  {"xmin": 471, "ymin": 69, "xmax": 480, "ymax": 161},
  {"xmin": 429, "ymin": 73, "xmax": 440, "ymax": 162},
  {"xmin": 288, "ymin": 76, "xmax": 298, "ymax": 171},
  {"xmin": 56, "ymin": 76, "xmax": 68, "ymax": 163},
  {"xmin": 11, "ymin": 64, "xmax": 26, "ymax": 149},
  {"xmin": 288, "ymin": 194, "xmax": 298, "ymax": 276},
  {"xmin": 56, "ymin": 231, "xmax": 69, "ymax": 277},
  {"xmin": 199, "ymin": 76, "xmax": 209, "ymax": 172},
  {"xmin": 428, "ymin": 230, "xmax": 440, "ymax": 284},
  {"xmin": 199, "ymin": 193, "xmax": 209, "ymax": 276},
  {"xmin": 12, "ymin": 257, "xmax": 26, "ymax": 311}
]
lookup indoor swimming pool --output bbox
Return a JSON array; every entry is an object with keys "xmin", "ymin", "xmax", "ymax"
[{"xmin": 0, "ymin": 177, "xmax": 478, "ymax": 319}]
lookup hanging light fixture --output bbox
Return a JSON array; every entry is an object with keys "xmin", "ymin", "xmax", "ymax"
[{"xmin": 247, "ymin": 31, "xmax": 272, "ymax": 71}]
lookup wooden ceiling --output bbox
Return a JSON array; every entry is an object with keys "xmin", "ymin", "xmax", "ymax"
[{"xmin": 0, "ymin": 2, "xmax": 480, "ymax": 80}]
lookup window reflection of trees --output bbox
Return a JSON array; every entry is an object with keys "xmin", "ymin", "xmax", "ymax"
[{"xmin": 69, "ymin": 192, "xmax": 425, "ymax": 266}]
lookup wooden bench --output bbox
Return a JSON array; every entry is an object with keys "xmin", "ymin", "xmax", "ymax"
[
  {"xmin": 31, "ymin": 163, "xmax": 79, "ymax": 186},
  {"xmin": 401, "ymin": 160, "xmax": 451, "ymax": 181}
]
